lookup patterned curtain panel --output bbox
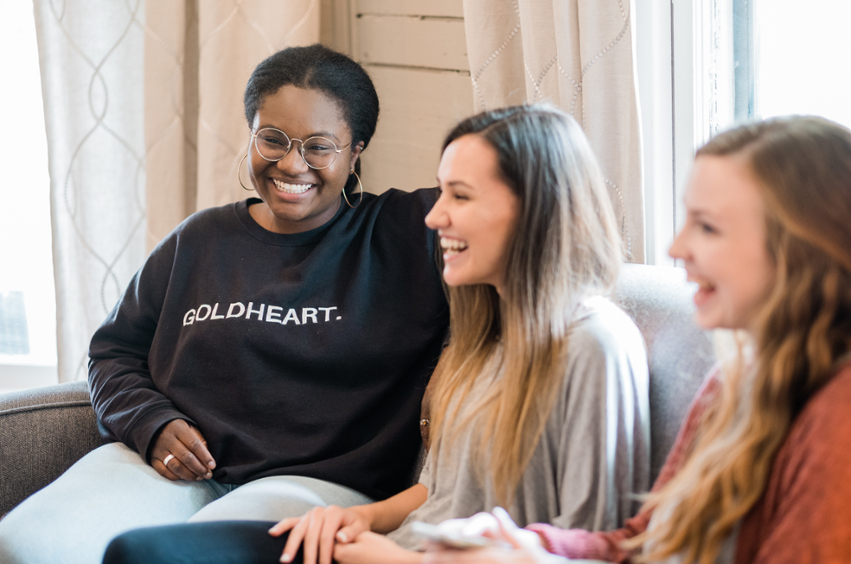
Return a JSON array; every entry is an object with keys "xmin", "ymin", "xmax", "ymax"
[
  {"xmin": 462, "ymin": 0, "xmax": 644, "ymax": 263},
  {"xmin": 33, "ymin": 0, "xmax": 319, "ymax": 382}
]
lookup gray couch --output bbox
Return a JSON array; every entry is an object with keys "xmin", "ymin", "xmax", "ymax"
[{"xmin": 0, "ymin": 264, "xmax": 715, "ymax": 520}]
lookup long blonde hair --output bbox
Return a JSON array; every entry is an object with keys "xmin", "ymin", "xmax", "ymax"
[
  {"xmin": 428, "ymin": 105, "xmax": 622, "ymax": 506},
  {"xmin": 637, "ymin": 116, "xmax": 851, "ymax": 563}
]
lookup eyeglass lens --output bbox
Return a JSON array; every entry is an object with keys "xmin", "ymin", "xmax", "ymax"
[{"xmin": 254, "ymin": 128, "xmax": 339, "ymax": 169}]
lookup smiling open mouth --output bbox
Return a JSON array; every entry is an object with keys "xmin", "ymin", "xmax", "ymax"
[
  {"xmin": 440, "ymin": 236, "xmax": 468, "ymax": 257},
  {"xmin": 697, "ymin": 281, "xmax": 715, "ymax": 292},
  {"xmin": 272, "ymin": 179, "xmax": 312, "ymax": 194},
  {"xmin": 691, "ymin": 278, "xmax": 717, "ymax": 306}
]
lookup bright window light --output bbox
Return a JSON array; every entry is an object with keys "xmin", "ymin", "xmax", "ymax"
[
  {"xmin": 755, "ymin": 0, "xmax": 851, "ymax": 128},
  {"xmin": 0, "ymin": 1, "xmax": 58, "ymax": 390}
]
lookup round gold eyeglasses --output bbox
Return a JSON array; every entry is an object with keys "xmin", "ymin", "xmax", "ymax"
[{"xmin": 252, "ymin": 127, "xmax": 353, "ymax": 170}]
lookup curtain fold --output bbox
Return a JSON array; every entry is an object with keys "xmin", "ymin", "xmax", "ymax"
[
  {"xmin": 34, "ymin": 0, "xmax": 319, "ymax": 382},
  {"xmin": 462, "ymin": 0, "xmax": 645, "ymax": 263}
]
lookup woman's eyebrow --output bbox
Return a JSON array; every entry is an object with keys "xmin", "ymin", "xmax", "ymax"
[
  {"xmin": 444, "ymin": 180, "xmax": 474, "ymax": 190},
  {"xmin": 689, "ymin": 208, "xmax": 721, "ymax": 224},
  {"xmin": 310, "ymin": 130, "xmax": 341, "ymax": 140},
  {"xmin": 255, "ymin": 125, "xmax": 341, "ymax": 140}
]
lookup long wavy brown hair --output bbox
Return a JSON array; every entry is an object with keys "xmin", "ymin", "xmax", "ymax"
[
  {"xmin": 635, "ymin": 116, "xmax": 851, "ymax": 563},
  {"xmin": 427, "ymin": 104, "xmax": 622, "ymax": 507}
]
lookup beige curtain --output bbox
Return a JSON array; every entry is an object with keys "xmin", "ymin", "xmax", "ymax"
[
  {"xmin": 144, "ymin": 1, "xmax": 320, "ymax": 249},
  {"xmin": 34, "ymin": 0, "xmax": 319, "ymax": 382},
  {"xmin": 462, "ymin": 0, "xmax": 644, "ymax": 263}
]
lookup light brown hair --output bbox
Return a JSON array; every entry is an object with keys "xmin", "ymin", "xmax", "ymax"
[
  {"xmin": 428, "ymin": 104, "xmax": 623, "ymax": 506},
  {"xmin": 637, "ymin": 116, "xmax": 851, "ymax": 563}
]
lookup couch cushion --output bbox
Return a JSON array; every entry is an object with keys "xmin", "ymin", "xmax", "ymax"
[{"xmin": 614, "ymin": 264, "xmax": 715, "ymax": 482}]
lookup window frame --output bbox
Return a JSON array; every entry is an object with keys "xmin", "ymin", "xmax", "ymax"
[{"xmin": 636, "ymin": 0, "xmax": 747, "ymax": 266}]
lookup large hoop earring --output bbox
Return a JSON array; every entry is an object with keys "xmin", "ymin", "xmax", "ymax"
[
  {"xmin": 342, "ymin": 170, "xmax": 363, "ymax": 209},
  {"xmin": 238, "ymin": 155, "xmax": 254, "ymax": 191}
]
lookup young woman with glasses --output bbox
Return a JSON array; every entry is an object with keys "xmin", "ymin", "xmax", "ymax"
[
  {"xmin": 0, "ymin": 45, "xmax": 449, "ymax": 564},
  {"xmin": 99, "ymin": 105, "xmax": 651, "ymax": 564}
]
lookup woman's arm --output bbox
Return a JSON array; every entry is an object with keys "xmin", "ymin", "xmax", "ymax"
[
  {"xmin": 364, "ymin": 483, "xmax": 430, "ymax": 534},
  {"xmin": 550, "ymin": 305, "xmax": 651, "ymax": 532},
  {"xmin": 88, "ymin": 233, "xmax": 215, "ymax": 480},
  {"xmin": 525, "ymin": 512, "xmax": 649, "ymax": 563},
  {"xmin": 272, "ymin": 483, "xmax": 428, "ymax": 564}
]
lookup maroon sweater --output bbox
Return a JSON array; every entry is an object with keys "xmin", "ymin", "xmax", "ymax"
[{"xmin": 528, "ymin": 362, "xmax": 851, "ymax": 563}]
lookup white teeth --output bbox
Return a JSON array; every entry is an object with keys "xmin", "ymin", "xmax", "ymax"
[
  {"xmin": 272, "ymin": 179, "xmax": 311, "ymax": 194},
  {"xmin": 440, "ymin": 236, "xmax": 468, "ymax": 254}
]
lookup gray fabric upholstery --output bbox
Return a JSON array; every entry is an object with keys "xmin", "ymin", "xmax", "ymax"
[
  {"xmin": 0, "ymin": 264, "xmax": 713, "ymax": 521},
  {"xmin": 0, "ymin": 380, "xmax": 106, "ymax": 517},
  {"xmin": 614, "ymin": 264, "xmax": 715, "ymax": 482}
]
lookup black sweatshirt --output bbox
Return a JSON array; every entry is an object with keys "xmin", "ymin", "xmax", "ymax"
[{"xmin": 88, "ymin": 189, "xmax": 449, "ymax": 500}]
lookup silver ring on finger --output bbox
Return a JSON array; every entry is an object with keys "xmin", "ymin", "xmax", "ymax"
[{"xmin": 163, "ymin": 454, "xmax": 176, "ymax": 467}]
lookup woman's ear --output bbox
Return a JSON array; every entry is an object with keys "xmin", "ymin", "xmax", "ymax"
[{"xmin": 350, "ymin": 141, "xmax": 365, "ymax": 171}]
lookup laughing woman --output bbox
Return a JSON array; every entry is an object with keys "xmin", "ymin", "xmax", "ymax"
[
  {"xmin": 101, "ymin": 105, "xmax": 650, "ymax": 564},
  {"xmin": 431, "ymin": 116, "xmax": 851, "ymax": 564}
]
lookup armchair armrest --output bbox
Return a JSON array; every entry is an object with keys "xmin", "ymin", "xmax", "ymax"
[{"xmin": 0, "ymin": 381, "xmax": 106, "ymax": 517}]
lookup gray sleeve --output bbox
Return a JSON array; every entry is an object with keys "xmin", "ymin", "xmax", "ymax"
[
  {"xmin": 550, "ymin": 303, "xmax": 650, "ymax": 532},
  {"xmin": 417, "ymin": 447, "xmax": 435, "ymax": 490}
]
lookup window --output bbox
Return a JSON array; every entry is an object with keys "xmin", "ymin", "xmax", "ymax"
[
  {"xmin": 0, "ymin": 1, "xmax": 58, "ymax": 391},
  {"xmin": 636, "ymin": 0, "xmax": 851, "ymax": 267},
  {"xmin": 750, "ymin": 0, "xmax": 851, "ymax": 127}
]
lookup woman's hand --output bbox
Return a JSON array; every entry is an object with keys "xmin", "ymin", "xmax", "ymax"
[
  {"xmin": 149, "ymin": 419, "xmax": 216, "ymax": 481},
  {"xmin": 334, "ymin": 531, "xmax": 424, "ymax": 564},
  {"xmin": 424, "ymin": 508, "xmax": 560, "ymax": 564},
  {"xmin": 271, "ymin": 505, "xmax": 373, "ymax": 564}
]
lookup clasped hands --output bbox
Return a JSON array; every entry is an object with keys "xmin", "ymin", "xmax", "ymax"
[
  {"xmin": 268, "ymin": 505, "xmax": 413, "ymax": 564},
  {"xmin": 268, "ymin": 506, "xmax": 559, "ymax": 564}
]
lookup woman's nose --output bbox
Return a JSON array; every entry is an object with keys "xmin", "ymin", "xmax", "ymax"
[
  {"xmin": 425, "ymin": 194, "xmax": 448, "ymax": 230},
  {"xmin": 668, "ymin": 227, "xmax": 688, "ymax": 260},
  {"xmin": 276, "ymin": 144, "xmax": 309, "ymax": 173}
]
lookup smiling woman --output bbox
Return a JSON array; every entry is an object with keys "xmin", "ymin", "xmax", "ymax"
[
  {"xmin": 0, "ymin": 44, "xmax": 450, "ymax": 564},
  {"xmin": 668, "ymin": 155, "xmax": 774, "ymax": 331},
  {"xmin": 427, "ymin": 134, "xmax": 519, "ymax": 293},
  {"xmin": 245, "ymin": 84, "xmax": 362, "ymax": 233}
]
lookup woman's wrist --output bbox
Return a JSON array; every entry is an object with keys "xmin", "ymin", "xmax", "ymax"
[
  {"xmin": 350, "ymin": 504, "xmax": 376, "ymax": 531},
  {"xmin": 535, "ymin": 530, "xmax": 551, "ymax": 551}
]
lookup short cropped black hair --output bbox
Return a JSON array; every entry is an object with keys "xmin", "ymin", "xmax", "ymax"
[{"xmin": 244, "ymin": 44, "xmax": 380, "ymax": 150}]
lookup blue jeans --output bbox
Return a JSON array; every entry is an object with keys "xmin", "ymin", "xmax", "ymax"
[{"xmin": 0, "ymin": 443, "xmax": 371, "ymax": 564}]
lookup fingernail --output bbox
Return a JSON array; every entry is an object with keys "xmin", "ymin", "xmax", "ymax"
[
  {"xmin": 337, "ymin": 532, "xmax": 348, "ymax": 543},
  {"xmin": 196, "ymin": 476, "xmax": 204, "ymax": 481},
  {"xmin": 208, "ymin": 461, "xmax": 216, "ymax": 468},
  {"xmin": 280, "ymin": 554, "xmax": 292, "ymax": 563},
  {"xmin": 205, "ymin": 472, "xmax": 212, "ymax": 479}
]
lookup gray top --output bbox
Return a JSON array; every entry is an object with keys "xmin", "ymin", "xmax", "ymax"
[{"xmin": 389, "ymin": 296, "xmax": 651, "ymax": 550}]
